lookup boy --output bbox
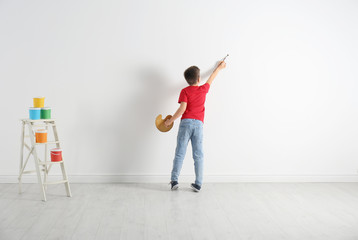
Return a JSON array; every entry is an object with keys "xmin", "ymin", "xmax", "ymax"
[{"xmin": 164, "ymin": 60, "xmax": 226, "ymax": 192}]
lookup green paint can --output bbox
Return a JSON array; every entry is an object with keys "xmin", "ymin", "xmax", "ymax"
[{"xmin": 41, "ymin": 107, "xmax": 52, "ymax": 119}]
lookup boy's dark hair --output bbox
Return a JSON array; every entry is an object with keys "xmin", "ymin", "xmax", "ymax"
[{"xmin": 184, "ymin": 66, "xmax": 200, "ymax": 85}]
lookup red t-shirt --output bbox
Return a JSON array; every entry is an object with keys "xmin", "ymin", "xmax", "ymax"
[{"xmin": 178, "ymin": 83, "xmax": 210, "ymax": 123}]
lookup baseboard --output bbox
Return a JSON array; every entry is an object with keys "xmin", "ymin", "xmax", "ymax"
[{"xmin": 1, "ymin": 174, "xmax": 358, "ymax": 183}]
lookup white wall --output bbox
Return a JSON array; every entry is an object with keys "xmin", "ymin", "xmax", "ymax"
[{"xmin": 1, "ymin": 0, "xmax": 358, "ymax": 182}]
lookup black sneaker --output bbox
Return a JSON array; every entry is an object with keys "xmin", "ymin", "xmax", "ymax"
[
  {"xmin": 169, "ymin": 181, "xmax": 179, "ymax": 190},
  {"xmin": 190, "ymin": 183, "xmax": 201, "ymax": 192}
]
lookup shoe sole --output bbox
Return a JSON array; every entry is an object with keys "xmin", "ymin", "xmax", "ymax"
[
  {"xmin": 190, "ymin": 185, "xmax": 200, "ymax": 192},
  {"xmin": 171, "ymin": 185, "xmax": 179, "ymax": 190}
]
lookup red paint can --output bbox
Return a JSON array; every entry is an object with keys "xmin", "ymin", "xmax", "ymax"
[{"xmin": 50, "ymin": 148, "xmax": 62, "ymax": 162}]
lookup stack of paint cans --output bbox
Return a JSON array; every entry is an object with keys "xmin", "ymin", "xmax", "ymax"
[
  {"xmin": 27, "ymin": 97, "xmax": 62, "ymax": 161},
  {"xmin": 29, "ymin": 97, "xmax": 52, "ymax": 120}
]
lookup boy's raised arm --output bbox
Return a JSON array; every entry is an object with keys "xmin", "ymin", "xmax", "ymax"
[{"xmin": 206, "ymin": 61, "xmax": 226, "ymax": 85}]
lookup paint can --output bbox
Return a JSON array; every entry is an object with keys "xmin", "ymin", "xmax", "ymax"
[
  {"xmin": 50, "ymin": 148, "xmax": 62, "ymax": 162},
  {"xmin": 35, "ymin": 129, "xmax": 47, "ymax": 143},
  {"xmin": 41, "ymin": 107, "xmax": 51, "ymax": 119},
  {"xmin": 33, "ymin": 97, "xmax": 45, "ymax": 108},
  {"xmin": 29, "ymin": 107, "xmax": 41, "ymax": 120}
]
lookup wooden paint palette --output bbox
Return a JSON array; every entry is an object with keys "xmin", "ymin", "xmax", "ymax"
[{"xmin": 155, "ymin": 114, "xmax": 173, "ymax": 132}]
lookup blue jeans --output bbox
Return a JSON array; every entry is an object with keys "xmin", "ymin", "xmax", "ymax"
[{"xmin": 171, "ymin": 119, "xmax": 204, "ymax": 186}]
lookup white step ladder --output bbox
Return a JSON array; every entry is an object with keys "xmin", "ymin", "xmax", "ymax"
[{"xmin": 19, "ymin": 119, "xmax": 72, "ymax": 201}]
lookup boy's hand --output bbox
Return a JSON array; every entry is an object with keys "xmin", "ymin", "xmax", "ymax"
[
  {"xmin": 206, "ymin": 61, "xmax": 226, "ymax": 85},
  {"xmin": 217, "ymin": 61, "xmax": 226, "ymax": 70},
  {"xmin": 164, "ymin": 119, "xmax": 172, "ymax": 127}
]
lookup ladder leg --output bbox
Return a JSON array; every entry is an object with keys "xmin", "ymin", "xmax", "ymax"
[
  {"xmin": 53, "ymin": 122, "xmax": 71, "ymax": 197},
  {"xmin": 34, "ymin": 157, "xmax": 46, "ymax": 202},
  {"xmin": 43, "ymin": 166, "xmax": 48, "ymax": 191},
  {"xmin": 19, "ymin": 121, "xmax": 25, "ymax": 194},
  {"xmin": 29, "ymin": 123, "xmax": 47, "ymax": 201},
  {"xmin": 60, "ymin": 162, "xmax": 72, "ymax": 197},
  {"xmin": 43, "ymin": 124, "xmax": 49, "ymax": 191},
  {"xmin": 52, "ymin": 122, "xmax": 60, "ymax": 148}
]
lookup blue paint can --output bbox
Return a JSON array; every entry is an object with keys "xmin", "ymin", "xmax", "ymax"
[{"xmin": 29, "ymin": 107, "xmax": 41, "ymax": 120}]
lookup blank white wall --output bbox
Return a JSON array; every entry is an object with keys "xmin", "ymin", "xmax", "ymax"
[{"xmin": 1, "ymin": 0, "xmax": 358, "ymax": 182}]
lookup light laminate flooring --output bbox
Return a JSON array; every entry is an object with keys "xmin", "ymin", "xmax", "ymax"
[{"xmin": 1, "ymin": 183, "xmax": 358, "ymax": 240}]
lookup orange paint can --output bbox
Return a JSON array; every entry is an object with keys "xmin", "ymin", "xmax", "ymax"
[{"xmin": 35, "ymin": 129, "xmax": 47, "ymax": 143}]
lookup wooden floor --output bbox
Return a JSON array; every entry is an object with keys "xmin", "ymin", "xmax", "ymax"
[{"xmin": 1, "ymin": 183, "xmax": 358, "ymax": 240}]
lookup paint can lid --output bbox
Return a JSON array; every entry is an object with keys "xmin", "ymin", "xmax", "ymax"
[
  {"xmin": 50, "ymin": 148, "xmax": 62, "ymax": 152},
  {"xmin": 33, "ymin": 96, "xmax": 45, "ymax": 99},
  {"xmin": 41, "ymin": 107, "xmax": 51, "ymax": 110},
  {"xmin": 36, "ymin": 129, "xmax": 47, "ymax": 133},
  {"xmin": 29, "ymin": 107, "xmax": 41, "ymax": 110}
]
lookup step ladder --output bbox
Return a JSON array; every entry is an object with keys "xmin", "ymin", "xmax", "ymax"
[{"xmin": 19, "ymin": 119, "xmax": 72, "ymax": 201}]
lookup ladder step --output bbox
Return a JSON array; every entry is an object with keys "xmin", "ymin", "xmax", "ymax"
[
  {"xmin": 21, "ymin": 119, "xmax": 56, "ymax": 122},
  {"xmin": 38, "ymin": 161, "xmax": 64, "ymax": 165},
  {"xmin": 22, "ymin": 169, "xmax": 47, "ymax": 173},
  {"xmin": 35, "ymin": 141, "xmax": 60, "ymax": 145},
  {"xmin": 22, "ymin": 170, "xmax": 37, "ymax": 174},
  {"xmin": 31, "ymin": 124, "xmax": 56, "ymax": 127},
  {"xmin": 44, "ymin": 180, "xmax": 68, "ymax": 185}
]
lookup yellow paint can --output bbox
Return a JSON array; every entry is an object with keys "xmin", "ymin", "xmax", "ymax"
[{"xmin": 33, "ymin": 97, "xmax": 45, "ymax": 108}]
